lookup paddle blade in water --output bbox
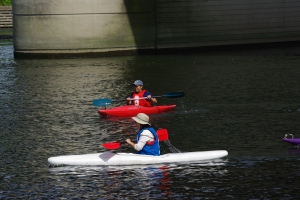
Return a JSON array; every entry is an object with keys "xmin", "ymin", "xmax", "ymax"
[
  {"xmin": 157, "ymin": 128, "xmax": 169, "ymax": 141},
  {"xmin": 102, "ymin": 141, "xmax": 121, "ymax": 150}
]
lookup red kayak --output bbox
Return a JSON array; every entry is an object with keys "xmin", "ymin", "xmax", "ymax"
[{"xmin": 98, "ymin": 105, "xmax": 176, "ymax": 117}]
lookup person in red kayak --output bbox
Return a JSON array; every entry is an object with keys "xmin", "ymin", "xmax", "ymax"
[
  {"xmin": 127, "ymin": 80, "xmax": 157, "ymax": 107},
  {"xmin": 126, "ymin": 113, "xmax": 160, "ymax": 156}
]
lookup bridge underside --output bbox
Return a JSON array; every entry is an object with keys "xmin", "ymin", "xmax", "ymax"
[{"xmin": 13, "ymin": 0, "xmax": 300, "ymax": 58}]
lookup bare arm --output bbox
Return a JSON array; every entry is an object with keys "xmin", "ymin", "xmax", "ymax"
[
  {"xmin": 147, "ymin": 95, "xmax": 157, "ymax": 104},
  {"xmin": 126, "ymin": 138, "xmax": 135, "ymax": 148}
]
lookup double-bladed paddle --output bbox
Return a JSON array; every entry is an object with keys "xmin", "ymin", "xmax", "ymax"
[
  {"xmin": 93, "ymin": 91, "xmax": 185, "ymax": 106},
  {"xmin": 102, "ymin": 128, "xmax": 169, "ymax": 150}
]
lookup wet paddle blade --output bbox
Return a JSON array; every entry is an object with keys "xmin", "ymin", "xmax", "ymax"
[
  {"xmin": 102, "ymin": 141, "xmax": 121, "ymax": 150},
  {"xmin": 93, "ymin": 98, "xmax": 115, "ymax": 106}
]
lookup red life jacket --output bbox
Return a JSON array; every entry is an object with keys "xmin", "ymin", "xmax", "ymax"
[{"xmin": 131, "ymin": 90, "xmax": 151, "ymax": 107}]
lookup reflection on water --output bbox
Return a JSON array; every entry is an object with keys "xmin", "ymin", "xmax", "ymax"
[
  {"xmin": 47, "ymin": 161, "xmax": 228, "ymax": 199},
  {"xmin": 1, "ymin": 44, "xmax": 300, "ymax": 198}
]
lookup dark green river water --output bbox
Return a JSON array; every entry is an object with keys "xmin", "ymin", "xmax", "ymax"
[{"xmin": 1, "ymin": 44, "xmax": 300, "ymax": 199}]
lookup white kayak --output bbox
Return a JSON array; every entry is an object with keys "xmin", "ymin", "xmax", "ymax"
[{"xmin": 48, "ymin": 150, "xmax": 228, "ymax": 166}]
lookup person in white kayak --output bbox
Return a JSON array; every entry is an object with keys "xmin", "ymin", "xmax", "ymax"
[
  {"xmin": 126, "ymin": 80, "xmax": 157, "ymax": 107},
  {"xmin": 126, "ymin": 113, "xmax": 160, "ymax": 156}
]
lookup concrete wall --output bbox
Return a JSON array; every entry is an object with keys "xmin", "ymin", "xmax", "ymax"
[
  {"xmin": 156, "ymin": 0, "xmax": 300, "ymax": 49},
  {"xmin": 13, "ymin": 0, "xmax": 156, "ymax": 57},
  {"xmin": 13, "ymin": 0, "xmax": 300, "ymax": 58}
]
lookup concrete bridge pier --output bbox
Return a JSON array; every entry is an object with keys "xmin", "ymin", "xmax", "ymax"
[{"xmin": 13, "ymin": 0, "xmax": 156, "ymax": 58}]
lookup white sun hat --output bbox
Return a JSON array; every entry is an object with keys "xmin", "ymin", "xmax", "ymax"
[{"xmin": 132, "ymin": 113, "xmax": 151, "ymax": 125}]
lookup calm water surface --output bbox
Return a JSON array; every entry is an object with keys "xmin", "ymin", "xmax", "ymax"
[{"xmin": 1, "ymin": 44, "xmax": 300, "ymax": 199}]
